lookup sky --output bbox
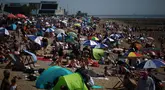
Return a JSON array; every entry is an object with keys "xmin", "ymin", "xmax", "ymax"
[{"xmin": 3, "ymin": 0, "xmax": 165, "ymax": 15}]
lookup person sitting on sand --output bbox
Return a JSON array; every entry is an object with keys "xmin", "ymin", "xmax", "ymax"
[
  {"xmin": 104, "ymin": 66, "xmax": 111, "ymax": 76},
  {"xmin": 0, "ymin": 70, "xmax": 11, "ymax": 90},
  {"xmin": 10, "ymin": 76, "xmax": 17, "ymax": 90}
]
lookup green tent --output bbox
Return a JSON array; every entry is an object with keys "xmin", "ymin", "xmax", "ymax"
[
  {"xmin": 53, "ymin": 73, "xmax": 88, "ymax": 90},
  {"xmin": 93, "ymin": 49, "xmax": 105, "ymax": 60}
]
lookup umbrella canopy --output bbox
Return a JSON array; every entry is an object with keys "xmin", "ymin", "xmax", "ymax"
[
  {"xmin": 93, "ymin": 49, "xmax": 105, "ymax": 60},
  {"xmin": 54, "ymin": 29, "xmax": 65, "ymax": 34},
  {"xmin": 124, "ymin": 52, "xmax": 143, "ymax": 58},
  {"xmin": 95, "ymin": 43, "xmax": 108, "ymax": 49},
  {"xmin": 90, "ymin": 36, "xmax": 99, "ymax": 41},
  {"xmin": 36, "ymin": 66, "xmax": 72, "ymax": 89},
  {"xmin": 27, "ymin": 35, "xmax": 43, "ymax": 45},
  {"xmin": 7, "ymin": 14, "xmax": 16, "ymax": 18},
  {"xmin": 16, "ymin": 14, "xmax": 27, "ymax": 18},
  {"xmin": 45, "ymin": 28, "xmax": 55, "ymax": 33},
  {"xmin": 67, "ymin": 32, "xmax": 77, "ymax": 38},
  {"xmin": 102, "ymin": 37, "xmax": 114, "ymax": 43},
  {"xmin": 110, "ymin": 34, "xmax": 121, "ymax": 39},
  {"xmin": 0, "ymin": 27, "xmax": 9, "ymax": 36},
  {"xmin": 83, "ymin": 40, "xmax": 98, "ymax": 46},
  {"xmin": 137, "ymin": 59, "xmax": 165, "ymax": 69},
  {"xmin": 65, "ymin": 36, "xmax": 77, "ymax": 44}
]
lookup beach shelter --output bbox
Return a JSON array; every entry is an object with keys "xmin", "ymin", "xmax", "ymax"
[
  {"xmin": 36, "ymin": 67, "xmax": 72, "ymax": 89},
  {"xmin": 54, "ymin": 29, "xmax": 65, "ymax": 34},
  {"xmin": 27, "ymin": 35, "xmax": 43, "ymax": 45},
  {"xmin": 137, "ymin": 59, "xmax": 165, "ymax": 69},
  {"xmin": 93, "ymin": 48, "xmax": 105, "ymax": 60},
  {"xmin": 124, "ymin": 52, "xmax": 143, "ymax": 58},
  {"xmin": 0, "ymin": 27, "xmax": 9, "ymax": 36},
  {"xmin": 57, "ymin": 33, "xmax": 67, "ymax": 41},
  {"xmin": 8, "ymin": 24, "xmax": 17, "ymax": 30},
  {"xmin": 53, "ymin": 73, "xmax": 88, "ymax": 90}
]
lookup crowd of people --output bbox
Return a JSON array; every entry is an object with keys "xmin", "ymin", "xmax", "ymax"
[{"xmin": 0, "ymin": 13, "xmax": 165, "ymax": 90}]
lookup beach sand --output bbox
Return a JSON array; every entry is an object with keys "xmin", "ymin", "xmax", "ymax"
[{"xmin": 0, "ymin": 18, "xmax": 165, "ymax": 90}]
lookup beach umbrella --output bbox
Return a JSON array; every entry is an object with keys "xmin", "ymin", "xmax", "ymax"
[
  {"xmin": 124, "ymin": 52, "xmax": 143, "ymax": 58},
  {"xmin": 137, "ymin": 59, "xmax": 165, "ymax": 69},
  {"xmin": 45, "ymin": 28, "xmax": 55, "ymax": 33},
  {"xmin": 54, "ymin": 29, "xmax": 65, "ymax": 34},
  {"xmin": 0, "ymin": 27, "xmax": 9, "ymax": 36},
  {"xmin": 7, "ymin": 14, "xmax": 16, "ymax": 18},
  {"xmin": 83, "ymin": 40, "xmax": 98, "ymax": 46},
  {"xmin": 110, "ymin": 34, "xmax": 121, "ymax": 39},
  {"xmin": 67, "ymin": 32, "xmax": 77, "ymax": 38},
  {"xmin": 93, "ymin": 48, "xmax": 105, "ymax": 60},
  {"xmin": 36, "ymin": 66, "xmax": 72, "ymax": 89},
  {"xmin": 95, "ymin": 43, "xmax": 108, "ymax": 49},
  {"xmin": 90, "ymin": 36, "xmax": 99, "ymax": 41},
  {"xmin": 27, "ymin": 35, "xmax": 43, "ymax": 45},
  {"xmin": 102, "ymin": 37, "xmax": 114, "ymax": 43},
  {"xmin": 16, "ymin": 14, "xmax": 27, "ymax": 19}
]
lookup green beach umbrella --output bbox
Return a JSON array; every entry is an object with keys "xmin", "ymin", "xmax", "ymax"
[{"xmin": 67, "ymin": 32, "xmax": 77, "ymax": 38}]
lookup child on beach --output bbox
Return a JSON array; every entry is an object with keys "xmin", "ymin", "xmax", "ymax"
[
  {"xmin": 0, "ymin": 70, "xmax": 11, "ymax": 90},
  {"xmin": 10, "ymin": 76, "xmax": 17, "ymax": 90}
]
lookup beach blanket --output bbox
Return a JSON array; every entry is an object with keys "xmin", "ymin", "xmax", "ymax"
[{"xmin": 37, "ymin": 57, "xmax": 52, "ymax": 62}]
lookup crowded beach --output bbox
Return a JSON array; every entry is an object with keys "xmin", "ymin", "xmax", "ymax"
[{"xmin": 0, "ymin": 13, "xmax": 165, "ymax": 90}]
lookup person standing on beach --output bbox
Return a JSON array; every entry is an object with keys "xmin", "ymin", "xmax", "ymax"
[{"xmin": 136, "ymin": 71, "xmax": 155, "ymax": 90}]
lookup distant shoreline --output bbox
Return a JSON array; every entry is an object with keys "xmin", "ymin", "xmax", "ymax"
[{"xmin": 92, "ymin": 15, "xmax": 165, "ymax": 19}]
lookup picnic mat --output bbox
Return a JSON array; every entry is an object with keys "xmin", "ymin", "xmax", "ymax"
[{"xmin": 37, "ymin": 57, "xmax": 52, "ymax": 62}]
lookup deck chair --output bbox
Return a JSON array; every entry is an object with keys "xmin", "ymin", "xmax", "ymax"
[
  {"xmin": 22, "ymin": 49, "xmax": 37, "ymax": 68},
  {"xmin": 6, "ymin": 54, "xmax": 25, "ymax": 71}
]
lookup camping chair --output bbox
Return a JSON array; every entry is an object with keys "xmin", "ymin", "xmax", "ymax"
[{"xmin": 6, "ymin": 53, "xmax": 25, "ymax": 71}]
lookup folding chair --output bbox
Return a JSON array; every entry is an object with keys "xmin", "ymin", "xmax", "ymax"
[{"xmin": 6, "ymin": 53, "xmax": 25, "ymax": 71}]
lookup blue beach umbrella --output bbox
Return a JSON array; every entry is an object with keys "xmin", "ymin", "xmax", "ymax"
[
  {"xmin": 45, "ymin": 28, "xmax": 55, "ymax": 33},
  {"xmin": 137, "ymin": 59, "xmax": 165, "ymax": 69},
  {"xmin": 36, "ymin": 66, "xmax": 72, "ymax": 89},
  {"xmin": 27, "ymin": 35, "xmax": 43, "ymax": 45},
  {"xmin": 83, "ymin": 40, "xmax": 98, "ymax": 46}
]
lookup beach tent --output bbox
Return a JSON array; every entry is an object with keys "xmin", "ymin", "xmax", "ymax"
[
  {"xmin": 36, "ymin": 67, "xmax": 72, "ymax": 89},
  {"xmin": 93, "ymin": 49, "xmax": 105, "ymax": 60},
  {"xmin": 53, "ymin": 73, "xmax": 88, "ymax": 90}
]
